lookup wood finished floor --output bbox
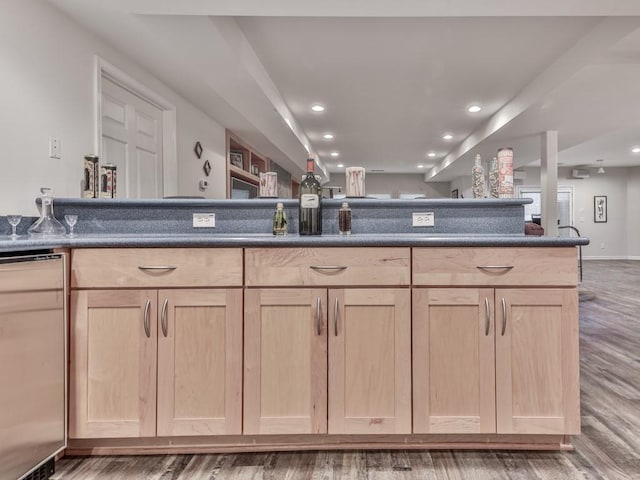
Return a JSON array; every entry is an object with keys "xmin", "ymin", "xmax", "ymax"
[{"xmin": 53, "ymin": 260, "xmax": 640, "ymax": 480}]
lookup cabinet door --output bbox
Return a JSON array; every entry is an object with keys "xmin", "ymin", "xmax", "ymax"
[
  {"xmin": 244, "ymin": 288, "xmax": 327, "ymax": 434},
  {"xmin": 496, "ymin": 288, "xmax": 580, "ymax": 434},
  {"xmin": 157, "ymin": 289, "xmax": 242, "ymax": 436},
  {"xmin": 328, "ymin": 288, "xmax": 411, "ymax": 434},
  {"xmin": 413, "ymin": 288, "xmax": 496, "ymax": 433},
  {"xmin": 70, "ymin": 290, "xmax": 157, "ymax": 438}
]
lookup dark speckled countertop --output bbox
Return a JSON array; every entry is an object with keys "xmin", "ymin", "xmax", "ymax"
[
  {"xmin": 0, "ymin": 232, "xmax": 588, "ymax": 254},
  {"xmin": 0, "ymin": 198, "xmax": 589, "ymax": 254}
]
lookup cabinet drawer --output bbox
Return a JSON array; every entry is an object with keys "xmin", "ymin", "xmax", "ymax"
[
  {"xmin": 413, "ymin": 247, "xmax": 577, "ymax": 286},
  {"xmin": 71, "ymin": 248, "xmax": 242, "ymax": 288},
  {"xmin": 245, "ymin": 247, "xmax": 410, "ymax": 286}
]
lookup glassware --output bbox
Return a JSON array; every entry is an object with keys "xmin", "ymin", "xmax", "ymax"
[
  {"xmin": 338, "ymin": 202, "xmax": 351, "ymax": 235},
  {"xmin": 27, "ymin": 188, "xmax": 66, "ymax": 238},
  {"xmin": 272, "ymin": 203, "xmax": 287, "ymax": 236},
  {"xmin": 6, "ymin": 215, "xmax": 22, "ymax": 239},
  {"xmin": 64, "ymin": 214, "xmax": 78, "ymax": 237}
]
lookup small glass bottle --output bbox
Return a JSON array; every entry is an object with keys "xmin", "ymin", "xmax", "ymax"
[
  {"xmin": 338, "ymin": 202, "xmax": 351, "ymax": 235},
  {"xmin": 472, "ymin": 154, "xmax": 485, "ymax": 199},
  {"xmin": 272, "ymin": 202, "xmax": 287, "ymax": 236}
]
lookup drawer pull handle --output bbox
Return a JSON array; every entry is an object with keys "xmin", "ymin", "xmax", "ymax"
[
  {"xmin": 315, "ymin": 297, "xmax": 322, "ymax": 336},
  {"xmin": 501, "ymin": 298, "xmax": 507, "ymax": 336},
  {"xmin": 476, "ymin": 265, "xmax": 514, "ymax": 271},
  {"xmin": 334, "ymin": 297, "xmax": 339, "ymax": 337},
  {"xmin": 143, "ymin": 299, "xmax": 151, "ymax": 338},
  {"xmin": 310, "ymin": 265, "xmax": 348, "ymax": 271},
  {"xmin": 161, "ymin": 298, "xmax": 169, "ymax": 337},
  {"xmin": 484, "ymin": 297, "xmax": 491, "ymax": 336},
  {"xmin": 138, "ymin": 265, "xmax": 177, "ymax": 271}
]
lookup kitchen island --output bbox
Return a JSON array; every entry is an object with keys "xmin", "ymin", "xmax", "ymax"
[{"xmin": 0, "ymin": 198, "xmax": 588, "ymax": 454}]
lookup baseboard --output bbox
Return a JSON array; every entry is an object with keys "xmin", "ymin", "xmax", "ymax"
[{"xmin": 582, "ymin": 256, "xmax": 637, "ymax": 260}]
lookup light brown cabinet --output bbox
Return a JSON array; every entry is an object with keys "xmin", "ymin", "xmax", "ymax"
[
  {"xmin": 244, "ymin": 247, "xmax": 412, "ymax": 435},
  {"xmin": 244, "ymin": 287, "xmax": 411, "ymax": 435},
  {"xmin": 69, "ymin": 248, "xmax": 243, "ymax": 439},
  {"xmin": 412, "ymin": 247, "xmax": 580, "ymax": 436},
  {"xmin": 66, "ymin": 245, "xmax": 581, "ymax": 452}
]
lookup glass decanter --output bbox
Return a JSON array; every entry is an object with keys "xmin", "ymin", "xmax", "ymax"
[{"xmin": 27, "ymin": 188, "xmax": 66, "ymax": 238}]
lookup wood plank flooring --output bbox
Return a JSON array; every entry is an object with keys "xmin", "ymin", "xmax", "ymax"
[{"xmin": 52, "ymin": 260, "xmax": 640, "ymax": 480}]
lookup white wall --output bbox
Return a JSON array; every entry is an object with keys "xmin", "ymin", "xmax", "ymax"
[
  {"xmin": 329, "ymin": 173, "xmax": 450, "ymax": 199},
  {"xmin": 627, "ymin": 167, "xmax": 640, "ymax": 259},
  {"xmin": 0, "ymin": 0, "xmax": 227, "ymax": 215},
  {"xmin": 521, "ymin": 167, "xmax": 632, "ymax": 259}
]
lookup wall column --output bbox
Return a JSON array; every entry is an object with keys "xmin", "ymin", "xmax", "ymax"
[{"xmin": 541, "ymin": 131, "xmax": 558, "ymax": 236}]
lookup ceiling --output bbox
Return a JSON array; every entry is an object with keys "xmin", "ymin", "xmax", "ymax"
[{"xmin": 49, "ymin": 0, "xmax": 640, "ymax": 182}]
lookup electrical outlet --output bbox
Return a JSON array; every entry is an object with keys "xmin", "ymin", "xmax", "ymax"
[
  {"xmin": 600, "ymin": 243, "xmax": 605, "ymax": 250},
  {"xmin": 48, "ymin": 137, "xmax": 60, "ymax": 159},
  {"xmin": 193, "ymin": 213, "xmax": 215, "ymax": 228},
  {"xmin": 412, "ymin": 212, "xmax": 435, "ymax": 227}
]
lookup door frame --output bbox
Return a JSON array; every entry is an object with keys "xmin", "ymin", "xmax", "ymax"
[{"xmin": 94, "ymin": 56, "xmax": 178, "ymax": 197}]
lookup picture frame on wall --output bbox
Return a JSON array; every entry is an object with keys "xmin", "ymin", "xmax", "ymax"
[
  {"xmin": 594, "ymin": 195, "xmax": 607, "ymax": 223},
  {"xmin": 229, "ymin": 151, "xmax": 243, "ymax": 168},
  {"xmin": 451, "ymin": 188, "xmax": 459, "ymax": 199}
]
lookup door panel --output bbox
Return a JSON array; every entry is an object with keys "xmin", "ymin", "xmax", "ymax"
[
  {"xmin": 496, "ymin": 288, "xmax": 580, "ymax": 434},
  {"xmin": 329, "ymin": 289, "xmax": 411, "ymax": 434},
  {"xmin": 69, "ymin": 289, "xmax": 157, "ymax": 438},
  {"xmin": 413, "ymin": 288, "xmax": 496, "ymax": 433},
  {"xmin": 244, "ymin": 289, "xmax": 327, "ymax": 434},
  {"xmin": 101, "ymin": 76, "xmax": 163, "ymax": 198},
  {"xmin": 157, "ymin": 289, "xmax": 242, "ymax": 436}
]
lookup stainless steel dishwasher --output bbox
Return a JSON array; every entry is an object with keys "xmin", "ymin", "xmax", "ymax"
[{"xmin": 0, "ymin": 252, "xmax": 66, "ymax": 480}]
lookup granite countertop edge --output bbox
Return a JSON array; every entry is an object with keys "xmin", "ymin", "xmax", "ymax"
[{"xmin": 0, "ymin": 234, "xmax": 589, "ymax": 253}]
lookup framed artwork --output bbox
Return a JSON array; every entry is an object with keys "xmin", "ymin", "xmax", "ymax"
[
  {"xmin": 451, "ymin": 188, "xmax": 459, "ymax": 199},
  {"xmin": 229, "ymin": 151, "xmax": 243, "ymax": 168},
  {"xmin": 203, "ymin": 160, "xmax": 211, "ymax": 176},
  {"xmin": 194, "ymin": 141, "xmax": 203, "ymax": 159},
  {"xmin": 594, "ymin": 195, "xmax": 607, "ymax": 223}
]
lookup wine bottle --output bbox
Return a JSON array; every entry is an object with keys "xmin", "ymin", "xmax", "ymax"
[{"xmin": 299, "ymin": 156, "xmax": 322, "ymax": 235}]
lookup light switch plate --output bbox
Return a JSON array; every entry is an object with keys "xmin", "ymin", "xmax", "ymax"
[
  {"xmin": 412, "ymin": 212, "xmax": 435, "ymax": 227},
  {"xmin": 48, "ymin": 137, "xmax": 61, "ymax": 159},
  {"xmin": 193, "ymin": 213, "xmax": 215, "ymax": 228}
]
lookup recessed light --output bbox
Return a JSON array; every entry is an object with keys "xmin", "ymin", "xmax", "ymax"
[
  {"xmin": 427, "ymin": 152, "xmax": 436, "ymax": 158},
  {"xmin": 330, "ymin": 152, "xmax": 339, "ymax": 157},
  {"xmin": 323, "ymin": 133, "xmax": 334, "ymax": 140},
  {"xmin": 443, "ymin": 134, "xmax": 453, "ymax": 141},
  {"xmin": 467, "ymin": 105, "xmax": 482, "ymax": 113},
  {"xmin": 417, "ymin": 164, "xmax": 425, "ymax": 169},
  {"xmin": 337, "ymin": 163, "xmax": 344, "ymax": 168},
  {"xmin": 632, "ymin": 146, "xmax": 640, "ymax": 154},
  {"xmin": 311, "ymin": 104, "xmax": 325, "ymax": 112}
]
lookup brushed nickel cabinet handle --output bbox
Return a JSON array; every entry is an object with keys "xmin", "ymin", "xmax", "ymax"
[
  {"xmin": 143, "ymin": 299, "xmax": 151, "ymax": 338},
  {"xmin": 161, "ymin": 298, "xmax": 169, "ymax": 337},
  {"xmin": 315, "ymin": 297, "xmax": 322, "ymax": 336},
  {"xmin": 501, "ymin": 298, "xmax": 507, "ymax": 336},
  {"xmin": 310, "ymin": 265, "xmax": 348, "ymax": 271},
  {"xmin": 476, "ymin": 265, "xmax": 514, "ymax": 271},
  {"xmin": 334, "ymin": 297, "xmax": 339, "ymax": 337},
  {"xmin": 484, "ymin": 297, "xmax": 491, "ymax": 336},
  {"xmin": 138, "ymin": 265, "xmax": 177, "ymax": 271}
]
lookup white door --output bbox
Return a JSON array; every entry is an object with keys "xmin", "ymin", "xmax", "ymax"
[{"xmin": 101, "ymin": 76, "xmax": 164, "ymax": 198}]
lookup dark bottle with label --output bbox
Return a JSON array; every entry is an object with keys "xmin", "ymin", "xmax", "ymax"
[{"xmin": 299, "ymin": 156, "xmax": 322, "ymax": 235}]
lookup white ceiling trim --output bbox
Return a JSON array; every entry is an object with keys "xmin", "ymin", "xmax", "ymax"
[
  {"xmin": 209, "ymin": 16, "xmax": 327, "ymax": 178},
  {"xmin": 426, "ymin": 16, "xmax": 640, "ymax": 181},
  {"xmin": 106, "ymin": 0, "xmax": 640, "ymax": 17}
]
